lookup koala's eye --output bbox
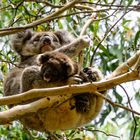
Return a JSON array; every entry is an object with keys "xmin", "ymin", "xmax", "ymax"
[
  {"xmin": 33, "ymin": 36, "xmax": 40, "ymax": 42},
  {"xmin": 53, "ymin": 37, "xmax": 59, "ymax": 42}
]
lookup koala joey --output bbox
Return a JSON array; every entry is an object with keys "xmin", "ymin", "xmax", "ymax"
[
  {"xmin": 40, "ymin": 52, "xmax": 78, "ymax": 82},
  {"xmin": 21, "ymin": 52, "xmax": 79, "ymax": 92}
]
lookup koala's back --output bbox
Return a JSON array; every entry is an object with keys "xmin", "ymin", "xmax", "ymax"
[
  {"xmin": 4, "ymin": 67, "xmax": 23, "ymax": 96},
  {"xmin": 4, "ymin": 55, "xmax": 39, "ymax": 97}
]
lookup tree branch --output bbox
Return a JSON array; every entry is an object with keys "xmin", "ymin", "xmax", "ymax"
[
  {"xmin": 0, "ymin": 95, "xmax": 72, "ymax": 124},
  {"xmin": 79, "ymin": 13, "xmax": 97, "ymax": 69},
  {"xmin": 108, "ymin": 50, "xmax": 140, "ymax": 79},
  {"xmin": 0, "ymin": 71, "xmax": 140, "ymax": 124},
  {"xmin": 0, "ymin": 51, "xmax": 140, "ymax": 106},
  {"xmin": 0, "ymin": 0, "xmax": 80, "ymax": 36}
]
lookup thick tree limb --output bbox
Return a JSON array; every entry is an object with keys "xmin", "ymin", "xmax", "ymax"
[
  {"xmin": 0, "ymin": 87, "xmax": 140, "ymax": 124},
  {"xmin": 0, "ymin": 51, "xmax": 140, "ymax": 106},
  {"xmin": 0, "ymin": 95, "xmax": 72, "ymax": 124},
  {"xmin": 0, "ymin": 67, "xmax": 138, "ymax": 106},
  {"xmin": 108, "ymin": 50, "xmax": 140, "ymax": 78},
  {"xmin": 0, "ymin": 51, "xmax": 140, "ymax": 125}
]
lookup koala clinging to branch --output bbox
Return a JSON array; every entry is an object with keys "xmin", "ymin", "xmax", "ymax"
[
  {"xmin": 4, "ymin": 30, "xmax": 90, "ymax": 96},
  {"xmin": 4, "ymin": 29, "xmax": 105, "ymax": 132}
]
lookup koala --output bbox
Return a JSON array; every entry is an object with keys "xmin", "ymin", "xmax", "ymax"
[
  {"xmin": 40, "ymin": 52, "xmax": 78, "ymax": 82},
  {"xmin": 4, "ymin": 30, "xmax": 90, "ymax": 97},
  {"xmin": 4, "ymin": 30, "xmax": 105, "ymax": 132}
]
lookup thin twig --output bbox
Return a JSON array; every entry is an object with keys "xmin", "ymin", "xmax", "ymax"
[
  {"xmin": 90, "ymin": 10, "xmax": 130, "ymax": 66},
  {"xmin": 79, "ymin": 12, "xmax": 97, "ymax": 70},
  {"xmin": 82, "ymin": 128, "xmax": 120, "ymax": 139},
  {"xmin": 95, "ymin": 91, "xmax": 140, "ymax": 116},
  {"xmin": 25, "ymin": 0, "xmax": 62, "ymax": 8},
  {"xmin": 81, "ymin": 1, "xmax": 139, "ymax": 8},
  {"xmin": 120, "ymin": 85, "xmax": 137, "ymax": 140}
]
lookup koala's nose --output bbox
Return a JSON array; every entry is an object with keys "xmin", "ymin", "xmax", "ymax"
[{"xmin": 43, "ymin": 37, "xmax": 51, "ymax": 44}]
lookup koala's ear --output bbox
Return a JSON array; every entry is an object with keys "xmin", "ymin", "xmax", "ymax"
[
  {"xmin": 11, "ymin": 30, "xmax": 33, "ymax": 55},
  {"xmin": 54, "ymin": 30, "xmax": 74, "ymax": 45},
  {"xmin": 11, "ymin": 30, "xmax": 33, "ymax": 54},
  {"xmin": 17, "ymin": 30, "xmax": 33, "ymax": 41},
  {"xmin": 39, "ymin": 53, "xmax": 50, "ymax": 64}
]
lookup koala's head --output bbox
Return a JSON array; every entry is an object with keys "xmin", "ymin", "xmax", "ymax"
[
  {"xmin": 11, "ymin": 30, "xmax": 74, "ymax": 58},
  {"xmin": 39, "ymin": 52, "xmax": 78, "ymax": 82}
]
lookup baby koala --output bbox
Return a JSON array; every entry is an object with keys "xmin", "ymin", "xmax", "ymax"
[
  {"xmin": 40, "ymin": 52, "xmax": 78, "ymax": 82},
  {"xmin": 20, "ymin": 51, "xmax": 79, "ymax": 92}
]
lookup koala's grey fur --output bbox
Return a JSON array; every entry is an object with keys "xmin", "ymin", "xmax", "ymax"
[
  {"xmin": 4, "ymin": 30, "xmax": 90, "ymax": 97},
  {"xmin": 4, "ymin": 30, "xmax": 105, "ymax": 131}
]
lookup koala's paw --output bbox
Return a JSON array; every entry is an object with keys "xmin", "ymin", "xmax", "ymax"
[
  {"xmin": 75, "ymin": 93, "xmax": 92, "ymax": 113},
  {"xmin": 67, "ymin": 75, "xmax": 83, "ymax": 85},
  {"xmin": 80, "ymin": 35, "xmax": 91, "ymax": 46},
  {"xmin": 83, "ymin": 67, "xmax": 103, "ymax": 82},
  {"xmin": 83, "ymin": 35, "xmax": 91, "ymax": 43}
]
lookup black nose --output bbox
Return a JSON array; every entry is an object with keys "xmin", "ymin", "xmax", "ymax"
[{"xmin": 43, "ymin": 37, "xmax": 51, "ymax": 44}]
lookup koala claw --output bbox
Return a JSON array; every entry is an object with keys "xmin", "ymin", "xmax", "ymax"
[{"xmin": 67, "ymin": 75, "xmax": 83, "ymax": 85}]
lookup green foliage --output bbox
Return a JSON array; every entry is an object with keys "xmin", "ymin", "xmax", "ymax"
[
  {"xmin": 134, "ymin": 30, "xmax": 140, "ymax": 48},
  {"xmin": 0, "ymin": 0, "xmax": 140, "ymax": 139}
]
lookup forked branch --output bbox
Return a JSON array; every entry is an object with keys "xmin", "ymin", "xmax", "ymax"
[{"xmin": 0, "ymin": 51, "xmax": 140, "ymax": 124}]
